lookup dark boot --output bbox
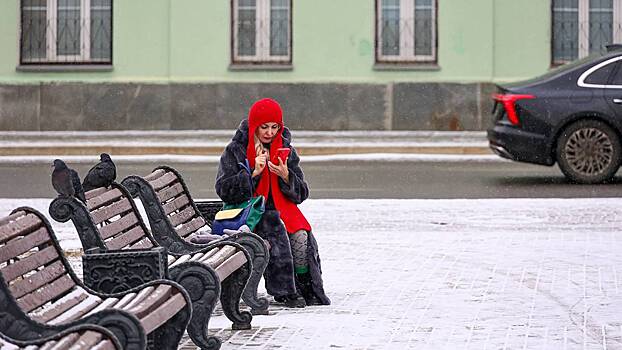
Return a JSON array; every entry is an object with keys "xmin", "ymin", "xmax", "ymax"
[
  {"xmin": 274, "ymin": 293, "xmax": 306, "ymax": 308},
  {"xmin": 296, "ymin": 273, "xmax": 323, "ymax": 306}
]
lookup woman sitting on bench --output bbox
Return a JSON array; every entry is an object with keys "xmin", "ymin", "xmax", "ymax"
[{"xmin": 216, "ymin": 98, "xmax": 330, "ymax": 308}]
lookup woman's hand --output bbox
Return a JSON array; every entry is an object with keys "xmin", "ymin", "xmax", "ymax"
[
  {"xmin": 253, "ymin": 150, "xmax": 268, "ymax": 177},
  {"xmin": 268, "ymin": 157, "xmax": 289, "ymax": 183}
]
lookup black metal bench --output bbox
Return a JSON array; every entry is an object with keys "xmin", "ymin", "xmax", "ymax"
[
  {"xmin": 0, "ymin": 323, "xmax": 121, "ymax": 350},
  {"xmin": 49, "ymin": 184, "xmax": 253, "ymax": 350},
  {"xmin": 0, "ymin": 207, "xmax": 192, "ymax": 350},
  {"xmin": 121, "ymin": 165, "xmax": 270, "ymax": 315}
]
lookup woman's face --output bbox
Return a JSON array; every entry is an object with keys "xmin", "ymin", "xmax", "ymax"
[{"xmin": 255, "ymin": 122, "xmax": 280, "ymax": 144}]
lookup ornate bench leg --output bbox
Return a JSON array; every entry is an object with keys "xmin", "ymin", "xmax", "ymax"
[
  {"xmin": 220, "ymin": 263, "xmax": 253, "ymax": 330},
  {"xmin": 229, "ymin": 233, "xmax": 270, "ymax": 315},
  {"xmin": 170, "ymin": 263, "xmax": 222, "ymax": 350},
  {"xmin": 151, "ymin": 301, "xmax": 192, "ymax": 350}
]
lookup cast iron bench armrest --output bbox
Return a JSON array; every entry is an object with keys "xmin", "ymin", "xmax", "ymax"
[
  {"xmin": 194, "ymin": 200, "xmax": 223, "ymax": 226},
  {"xmin": 0, "ymin": 323, "xmax": 122, "ymax": 350}
]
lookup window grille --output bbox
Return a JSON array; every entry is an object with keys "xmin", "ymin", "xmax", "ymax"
[
  {"xmin": 232, "ymin": 0, "xmax": 291, "ymax": 64},
  {"xmin": 552, "ymin": 0, "xmax": 622, "ymax": 64},
  {"xmin": 20, "ymin": 0, "xmax": 112, "ymax": 65},
  {"xmin": 376, "ymin": 0, "xmax": 437, "ymax": 63}
]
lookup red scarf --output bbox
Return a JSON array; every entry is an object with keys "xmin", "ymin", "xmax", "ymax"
[{"xmin": 246, "ymin": 98, "xmax": 311, "ymax": 234}]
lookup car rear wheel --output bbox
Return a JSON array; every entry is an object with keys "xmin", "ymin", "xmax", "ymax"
[{"xmin": 556, "ymin": 119, "xmax": 621, "ymax": 184}]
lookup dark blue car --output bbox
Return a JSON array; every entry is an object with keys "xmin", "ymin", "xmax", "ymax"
[{"xmin": 488, "ymin": 47, "xmax": 622, "ymax": 184}]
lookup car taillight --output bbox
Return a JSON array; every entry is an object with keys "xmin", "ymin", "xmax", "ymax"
[{"xmin": 492, "ymin": 94, "xmax": 536, "ymax": 126}]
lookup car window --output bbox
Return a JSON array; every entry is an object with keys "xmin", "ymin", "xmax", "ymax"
[
  {"xmin": 608, "ymin": 62, "xmax": 622, "ymax": 86},
  {"xmin": 584, "ymin": 62, "xmax": 616, "ymax": 84}
]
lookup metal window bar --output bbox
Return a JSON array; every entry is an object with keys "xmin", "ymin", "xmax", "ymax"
[
  {"xmin": 552, "ymin": 1, "xmax": 579, "ymax": 64},
  {"xmin": 588, "ymin": 0, "xmax": 613, "ymax": 55},
  {"xmin": 90, "ymin": 0, "xmax": 112, "ymax": 61},
  {"xmin": 377, "ymin": 0, "xmax": 436, "ymax": 63},
  {"xmin": 20, "ymin": 0, "xmax": 111, "ymax": 64},
  {"xmin": 21, "ymin": 1, "xmax": 47, "ymax": 61},
  {"xmin": 233, "ymin": 0, "xmax": 291, "ymax": 63},
  {"xmin": 552, "ymin": 0, "xmax": 621, "ymax": 65}
]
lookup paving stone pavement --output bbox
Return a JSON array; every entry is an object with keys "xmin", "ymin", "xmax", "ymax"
[{"xmin": 12, "ymin": 197, "xmax": 622, "ymax": 350}]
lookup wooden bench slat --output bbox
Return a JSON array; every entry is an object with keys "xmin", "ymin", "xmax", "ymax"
[
  {"xmin": 0, "ymin": 210, "xmax": 25, "ymax": 228},
  {"xmin": 111, "ymin": 292, "xmax": 138, "ymax": 310},
  {"xmin": 91, "ymin": 339, "xmax": 116, "ymax": 350},
  {"xmin": 84, "ymin": 297, "xmax": 120, "ymax": 318},
  {"xmin": 157, "ymin": 183, "xmax": 185, "ymax": 204},
  {"xmin": 0, "ymin": 213, "xmax": 42, "ymax": 245},
  {"xmin": 48, "ymin": 294, "xmax": 101, "ymax": 325},
  {"xmin": 106, "ymin": 226, "xmax": 147, "ymax": 251},
  {"xmin": 162, "ymin": 195, "xmax": 190, "ymax": 216},
  {"xmin": 87, "ymin": 188, "xmax": 123, "ymax": 211},
  {"xmin": 19, "ymin": 275, "xmax": 75, "ymax": 312},
  {"xmin": 139, "ymin": 293, "xmax": 186, "ymax": 334},
  {"xmin": 2, "ymin": 246, "xmax": 58, "ymax": 281},
  {"xmin": 99, "ymin": 212, "xmax": 138, "ymax": 240},
  {"xmin": 63, "ymin": 331, "xmax": 104, "ymax": 350},
  {"xmin": 121, "ymin": 286, "xmax": 156, "ymax": 311},
  {"xmin": 44, "ymin": 331, "xmax": 109, "ymax": 350},
  {"xmin": 45, "ymin": 332, "xmax": 80, "ymax": 350},
  {"xmin": 39, "ymin": 340, "xmax": 58, "ymax": 350},
  {"xmin": 148, "ymin": 172, "xmax": 177, "ymax": 191},
  {"xmin": 177, "ymin": 216, "xmax": 206, "ymax": 238},
  {"xmin": 168, "ymin": 254, "xmax": 191, "ymax": 268},
  {"xmin": 85, "ymin": 187, "xmax": 109, "ymax": 201},
  {"xmin": 30, "ymin": 288, "xmax": 90, "ymax": 323},
  {"xmin": 189, "ymin": 252, "xmax": 205, "ymax": 262},
  {"xmin": 128, "ymin": 238, "xmax": 154, "ymax": 249},
  {"xmin": 143, "ymin": 169, "xmax": 166, "ymax": 182},
  {"xmin": 9, "ymin": 260, "xmax": 66, "ymax": 298},
  {"xmin": 167, "ymin": 255, "xmax": 177, "ymax": 265},
  {"xmin": 215, "ymin": 251, "xmax": 248, "ymax": 281},
  {"xmin": 198, "ymin": 247, "xmax": 219, "ymax": 261},
  {"xmin": 128, "ymin": 285, "xmax": 172, "ymax": 318},
  {"xmin": 200, "ymin": 246, "xmax": 236, "ymax": 268},
  {"xmin": 0, "ymin": 227, "xmax": 50, "ymax": 264},
  {"xmin": 91, "ymin": 198, "xmax": 132, "ymax": 225},
  {"xmin": 167, "ymin": 205, "xmax": 196, "ymax": 227}
]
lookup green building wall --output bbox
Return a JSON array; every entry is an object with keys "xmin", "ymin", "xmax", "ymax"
[
  {"xmin": 0, "ymin": 0, "xmax": 552, "ymax": 83},
  {"xmin": 0, "ymin": 0, "xmax": 554, "ymax": 130}
]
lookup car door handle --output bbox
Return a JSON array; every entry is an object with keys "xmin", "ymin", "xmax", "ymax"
[{"xmin": 613, "ymin": 99, "xmax": 622, "ymax": 104}]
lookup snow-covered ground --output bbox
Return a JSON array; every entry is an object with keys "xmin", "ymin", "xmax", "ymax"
[{"xmin": 3, "ymin": 197, "xmax": 622, "ymax": 349}]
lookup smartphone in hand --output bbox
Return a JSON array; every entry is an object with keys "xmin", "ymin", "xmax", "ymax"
[{"xmin": 276, "ymin": 147, "xmax": 291, "ymax": 163}]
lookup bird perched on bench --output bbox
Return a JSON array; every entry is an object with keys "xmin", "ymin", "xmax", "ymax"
[
  {"xmin": 51, "ymin": 159, "xmax": 86, "ymax": 202},
  {"xmin": 83, "ymin": 153, "xmax": 117, "ymax": 192}
]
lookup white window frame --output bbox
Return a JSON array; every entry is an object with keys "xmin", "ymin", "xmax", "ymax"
[
  {"xmin": 22, "ymin": 0, "xmax": 113, "ymax": 64},
  {"xmin": 376, "ymin": 0, "xmax": 436, "ymax": 63},
  {"xmin": 553, "ymin": 0, "xmax": 622, "ymax": 63},
  {"xmin": 232, "ymin": 0, "xmax": 292, "ymax": 64},
  {"xmin": 47, "ymin": 0, "xmax": 91, "ymax": 62}
]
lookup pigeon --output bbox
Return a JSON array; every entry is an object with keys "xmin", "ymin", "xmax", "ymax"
[
  {"xmin": 70, "ymin": 168, "xmax": 86, "ymax": 203},
  {"xmin": 51, "ymin": 159, "xmax": 75, "ymax": 198},
  {"xmin": 82, "ymin": 153, "xmax": 117, "ymax": 192}
]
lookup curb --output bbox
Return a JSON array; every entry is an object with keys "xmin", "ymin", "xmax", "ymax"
[
  {"xmin": 0, "ymin": 130, "xmax": 491, "ymax": 156},
  {"xmin": 0, "ymin": 145, "xmax": 493, "ymax": 156}
]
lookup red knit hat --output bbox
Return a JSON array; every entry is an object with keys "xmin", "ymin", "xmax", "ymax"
[
  {"xmin": 248, "ymin": 98, "xmax": 283, "ymax": 130},
  {"xmin": 245, "ymin": 98, "xmax": 311, "ymax": 234},
  {"xmin": 247, "ymin": 98, "xmax": 284, "ymax": 168}
]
